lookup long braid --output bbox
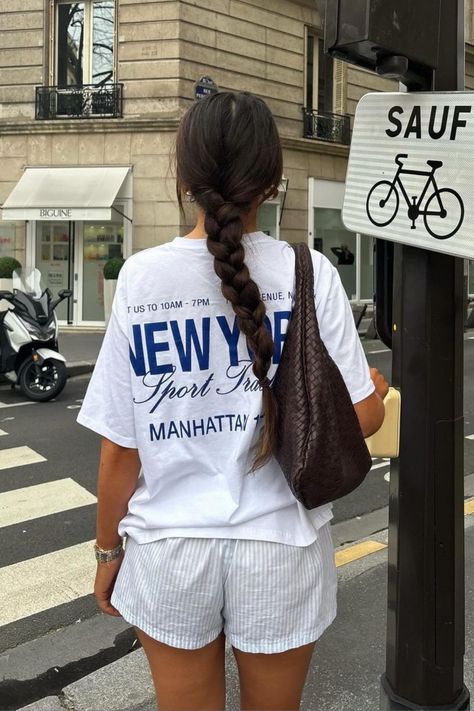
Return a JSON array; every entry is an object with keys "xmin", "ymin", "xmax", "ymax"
[
  {"xmin": 198, "ymin": 191, "xmax": 276, "ymax": 471},
  {"xmin": 176, "ymin": 91, "xmax": 283, "ymax": 472}
]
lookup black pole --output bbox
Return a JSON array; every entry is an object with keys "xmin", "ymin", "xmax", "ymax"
[{"xmin": 381, "ymin": 0, "xmax": 469, "ymax": 708}]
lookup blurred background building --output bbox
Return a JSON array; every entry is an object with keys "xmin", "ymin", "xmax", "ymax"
[{"xmin": 0, "ymin": 0, "xmax": 473, "ymax": 326}]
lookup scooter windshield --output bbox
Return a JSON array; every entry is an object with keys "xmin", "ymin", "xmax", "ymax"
[
  {"xmin": 12, "ymin": 268, "xmax": 50, "ymax": 324},
  {"xmin": 13, "ymin": 268, "xmax": 43, "ymax": 297}
]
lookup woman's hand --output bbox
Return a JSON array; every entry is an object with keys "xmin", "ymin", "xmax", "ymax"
[
  {"xmin": 94, "ymin": 552, "xmax": 125, "ymax": 617},
  {"xmin": 370, "ymin": 367, "xmax": 390, "ymax": 400}
]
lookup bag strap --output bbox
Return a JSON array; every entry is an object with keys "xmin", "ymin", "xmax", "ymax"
[{"xmin": 291, "ymin": 243, "xmax": 321, "ymax": 337}]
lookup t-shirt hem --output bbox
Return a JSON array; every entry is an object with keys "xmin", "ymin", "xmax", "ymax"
[
  {"xmin": 350, "ymin": 381, "xmax": 376, "ymax": 404},
  {"xmin": 121, "ymin": 512, "xmax": 334, "ymax": 548},
  {"xmin": 76, "ymin": 413, "xmax": 137, "ymax": 449}
]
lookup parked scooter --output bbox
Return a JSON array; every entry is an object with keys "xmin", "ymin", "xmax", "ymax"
[{"xmin": 0, "ymin": 268, "xmax": 72, "ymax": 401}]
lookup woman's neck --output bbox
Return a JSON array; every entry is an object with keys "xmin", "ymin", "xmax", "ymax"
[{"xmin": 184, "ymin": 206, "xmax": 259, "ymax": 239}]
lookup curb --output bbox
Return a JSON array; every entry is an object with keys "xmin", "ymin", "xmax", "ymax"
[{"xmin": 67, "ymin": 361, "xmax": 95, "ymax": 378}]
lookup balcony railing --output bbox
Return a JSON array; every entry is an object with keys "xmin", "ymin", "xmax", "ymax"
[
  {"xmin": 35, "ymin": 83, "xmax": 123, "ymax": 120},
  {"xmin": 302, "ymin": 108, "xmax": 351, "ymax": 145}
]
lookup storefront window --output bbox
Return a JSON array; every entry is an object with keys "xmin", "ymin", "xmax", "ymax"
[
  {"xmin": 314, "ymin": 208, "xmax": 357, "ymax": 299},
  {"xmin": 360, "ymin": 234, "xmax": 374, "ymax": 300},
  {"xmin": 82, "ymin": 219, "xmax": 123, "ymax": 322},
  {"xmin": 257, "ymin": 203, "xmax": 279, "ymax": 239},
  {"xmin": 35, "ymin": 222, "xmax": 71, "ymax": 321},
  {"xmin": 0, "ymin": 223, "xmax": 17, "ymax": 258},
  {"xmin": 469, "ymin": 261, "xmax": 474, "ymax": 296}
]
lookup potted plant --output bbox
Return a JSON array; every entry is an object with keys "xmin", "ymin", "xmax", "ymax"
[{"xmin": 103, "ymin": 256, "xmax": 125, "ymax": 325}]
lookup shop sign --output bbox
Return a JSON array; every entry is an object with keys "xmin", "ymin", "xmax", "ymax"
[
  {"xmin": 343, "ymin": 92, "xmax": 474, "ymax": 260},
  {"xmin": 3, "ymin": 207, "xmax": 113, "ymax": 221},
  {"xmin": 39, "ymin": 209, "xmax": 72, "ymax": 218}
]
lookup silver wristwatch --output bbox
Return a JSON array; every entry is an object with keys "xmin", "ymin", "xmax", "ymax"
[{"xmin": 94, "ymin": 542, "xmax": 124, "ymax": 563}]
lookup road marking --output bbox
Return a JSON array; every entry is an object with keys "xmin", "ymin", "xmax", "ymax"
[
  {"xmin": 368, "ymin": 349, "xmax": 390, "ymax": 353},
  {"xmin": 335, "ymin": 540, "xmax": 387, "ymax": 567},
  {"xmin": 384, "ymin": 472, "xmax": 390, "ymax": 482},
  {"xmin": 0, "ymin": 540, "xmax": 96, "ymax": 627},
  {"xmin": 371, "ymin": 461, "xmax": 390, "ymax": 470},
  {"xmin": 0, "ymin": 401, "xmax": 38, "ymax": 409},
  {"xmin": 0, "ymin": 446, "xmax": 46, "ymax": 471},
  {"xmin": 335, "ymin": 498, "xmax": 474, "ymax": 569},
  {"xmin": 465, "ymin": 499, "xmax": 474, "ymax": 515},
  {"xmin": 0, "ymin": 478, "xmax": 96, "ymax": 528},
  {"xmin": 465, "ymin": 434, "xmax": 474, "ymax": 440},
  {"xmin": 67, "ymin": 405, "xmax": 81, "ymax": 410},
  {"xmin": 0, "ymin": 429, "xmax": 8, "ymax": 436}
]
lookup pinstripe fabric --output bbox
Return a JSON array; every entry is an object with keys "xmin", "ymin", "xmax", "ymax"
[{"xmin": 110, "ymin": 523, "xmax": 337, "ymax": 654}]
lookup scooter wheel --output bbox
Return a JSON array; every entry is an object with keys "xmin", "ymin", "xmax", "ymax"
[{"xmin": 19, "ymin": 359, "xmax": 67, "ymax": 402}]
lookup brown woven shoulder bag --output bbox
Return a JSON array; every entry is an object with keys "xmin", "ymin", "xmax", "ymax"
[{"xmin": 272, "ymin": 242, "xmax": 372, "ymax": 509}]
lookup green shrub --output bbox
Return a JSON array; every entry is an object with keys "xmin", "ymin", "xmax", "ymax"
[
  {"xmin": 103, "ymin": 257, "xmax": 125, "ymax": 280},
  {"xmin": 0, "ymin": 257, "xmax": 21, "ymax": 279}
]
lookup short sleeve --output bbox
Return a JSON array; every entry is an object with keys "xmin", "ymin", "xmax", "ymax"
[
  {"xmin": 76, "ymin": 263, "xmax": 137, "ymax": 448},
  {"xmin": 313, "ymin": 253, "xmax": 375, "ymax": 405}
]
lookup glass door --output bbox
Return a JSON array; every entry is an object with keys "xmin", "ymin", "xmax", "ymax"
[
  {"xmin": 35, "ymin": 221, "xmax": 74, "ymax": 323},
  {"xmin": 314, "ymin": 207, "xmax": 357, "ymax": 300},
  {"xmin": 79, "ymin": 218, "xmax": 124, "ymax": 323}
]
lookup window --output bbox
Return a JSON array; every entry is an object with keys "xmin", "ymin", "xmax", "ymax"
[
  {"xmin": 303, "ymin": 29, "xmax": 349, "ymax": 143},
  {"xmin": 36, "ymin": 1, "xmax": 121, "ymax": 119},
  {"xmin": 305, "ymin": 31, "xmax": 334, "ymax": 113},
  {"xmin": 56, "ymin": 1, "xmax": 115, "ymax": 88}
]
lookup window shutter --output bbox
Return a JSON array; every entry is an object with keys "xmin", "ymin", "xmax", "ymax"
[{"xmin": 332, "ymin": 59, "xmax": 346, "ymax": 114}]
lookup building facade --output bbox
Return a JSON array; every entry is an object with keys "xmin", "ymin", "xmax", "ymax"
[{"xmin": 0, "ymin": 0, "xmax": 472, "ymax": 326}]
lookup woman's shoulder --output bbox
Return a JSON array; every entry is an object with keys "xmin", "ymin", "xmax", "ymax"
[
  {"xmin": 121, "ymin": 242, "xmax": 175, "ymax": 274},
  {"xmin": 278, "ymin": 239, "xmax": 336, "ymax": 287}
]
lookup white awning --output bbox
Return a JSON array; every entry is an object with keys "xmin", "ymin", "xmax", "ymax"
[{"xmin": 1, "ymin": 166, "xmax": 131, "ymax": 221}]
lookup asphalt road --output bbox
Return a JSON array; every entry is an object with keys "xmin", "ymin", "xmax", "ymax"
[{"xmin": 1, "ymin": 336, "xmax": 474, "ymax": 660}]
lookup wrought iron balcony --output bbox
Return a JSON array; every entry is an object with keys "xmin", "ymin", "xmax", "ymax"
[
  {"xmin": 302, "ymin": 108, "xmax": 351, "ymax": 145},
  {"xmin": 35, "ymin": 83, "xmax": 123, "ymax": 120}
]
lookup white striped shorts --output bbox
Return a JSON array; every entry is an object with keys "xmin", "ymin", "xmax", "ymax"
[{"xmin": 110, "ymin": 522, "xmax": 337, "ymax": 654}]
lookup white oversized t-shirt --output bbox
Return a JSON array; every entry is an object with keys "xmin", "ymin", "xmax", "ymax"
[{"xmin": 77, "ymin": 232, "xmax": 375, "ymax": 546}]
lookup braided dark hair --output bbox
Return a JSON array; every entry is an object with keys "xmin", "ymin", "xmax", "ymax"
[{"xmin": 175, "ymin": 92, "xmax": 283, "ymax": 472}]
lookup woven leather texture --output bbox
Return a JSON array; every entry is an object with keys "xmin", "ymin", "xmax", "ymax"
[{"xmin": 272, "ymin": 243, "xmax": 372, "ymax": 509}]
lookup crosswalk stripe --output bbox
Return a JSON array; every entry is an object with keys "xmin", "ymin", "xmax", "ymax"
[
  {"xmin": 0, "ymin": 401, "xmax": 38, "ymax": 409},
  {"xmin": 465, "ymin": 434, "xmax": 474, "ymax": 440},
  {"xmin": 371, "ymin": 461, "xmax": 390, "ymax": 470},
  {"xmin": 0, "ymin": 479, "xmax": 96, "ymax": 528},
  {"xmin": 0, "ymin": 446, "xmax": 46, "ymax": 471},
  {"xmin": 0, "ymin": 540, "xmax": 96, "ymax": 627},
  {"xmin": 0, "ymin": 429, "xmax": 8, "ymax": 436}
]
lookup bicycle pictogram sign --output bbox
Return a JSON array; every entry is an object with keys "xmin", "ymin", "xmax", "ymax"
[{"xmin": 366, "ymin": 153, "xmax": 464, "ymax": 240}]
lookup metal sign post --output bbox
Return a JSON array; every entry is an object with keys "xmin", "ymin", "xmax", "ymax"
[
  {"xmin": 382, "ymin": 2, "xmax": 468, "ymax": 706},
  {"xmin": 325, "ymin": 0, "xmax": 469, "ymax": 708}
]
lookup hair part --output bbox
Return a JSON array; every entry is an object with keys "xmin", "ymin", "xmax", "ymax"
[{"xmin": 175, "ymin": 92, "xmax": 283, "ymax": 472}]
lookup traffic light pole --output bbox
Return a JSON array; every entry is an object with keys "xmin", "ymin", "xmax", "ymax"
[{"xmin": 381, "ymin": 0, "xmax": 469, "ymax": 707}]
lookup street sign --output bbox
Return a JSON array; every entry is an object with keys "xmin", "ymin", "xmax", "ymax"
[
  {"xmin": 343, "ymin": 92, "xmax": 474, "ymax": 260},
  {"xmin": 194, "ymin": 76, "xmax": 218, "ymax": 101}
]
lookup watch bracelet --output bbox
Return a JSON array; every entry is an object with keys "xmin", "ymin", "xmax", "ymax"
[{"xmin": 94, "ymin": 541, "xmax": 124, "ymax": 563}]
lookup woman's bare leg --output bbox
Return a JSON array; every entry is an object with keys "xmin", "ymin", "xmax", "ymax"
[
  {"xmin": 135, "ymin": 627, "xmax": 226, "ymax": 711},
  {"xmin": 232, "ymin": 641, "xmax": 316, "ymax": 711}
]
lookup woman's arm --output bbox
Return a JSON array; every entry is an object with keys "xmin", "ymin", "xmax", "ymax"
[
  {"xmin": 96, "ymin": 437, "xmax": 141, "ymax": 549},
  {"xmin": 354, "ymin": 367, "xmax": 389, "ymax": 438}
]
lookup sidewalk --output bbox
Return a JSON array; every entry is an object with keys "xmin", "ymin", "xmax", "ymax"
[
  {"xmin": 60, "ymin": 329, "xmax": 104, "ymax": 378},
  {"xmin": 16, "ymin": 518, "xmax": 474, "ymax": 711}
]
